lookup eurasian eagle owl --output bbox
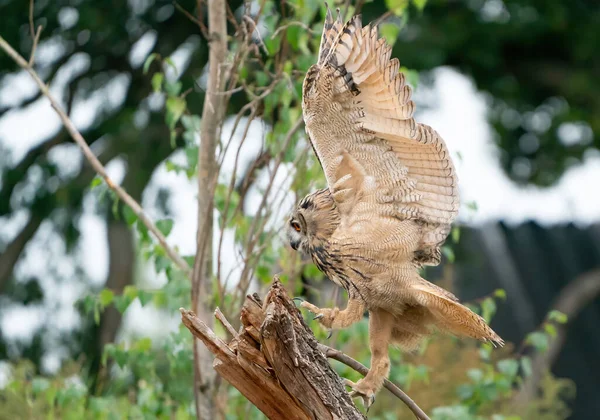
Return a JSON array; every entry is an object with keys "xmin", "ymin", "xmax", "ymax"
[{"xmin": 287, "ymin": 7, "xmax": 504, "ymax": 409}]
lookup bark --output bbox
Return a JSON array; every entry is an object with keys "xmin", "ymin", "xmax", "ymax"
[
  {"xmin": 0, "ymin": 215, "xmax": 43, "ymax": 293},
  {"xmin": 191, "ymin": 0, "xmax": 229, "ymax": 418},
  {"xmin": 180, "ymin": 279, "xmax": 366, "ymax": 420},
  {"xmin": 99, "ymin": 218, "xmax": 135, "ymax": 347}
]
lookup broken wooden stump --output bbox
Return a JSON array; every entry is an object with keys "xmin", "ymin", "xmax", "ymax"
[{"xmin": 180, "ymin": 279, "xmax": 365, "ymax": 420}]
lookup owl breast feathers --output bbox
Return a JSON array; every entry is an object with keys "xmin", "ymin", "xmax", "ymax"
[{"xmin": 287, "ymin": 6, "xmax": 503, "ymax": 409}]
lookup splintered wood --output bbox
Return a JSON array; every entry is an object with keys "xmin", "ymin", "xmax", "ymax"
[{"xmin": 180, "ymin": 279, "xmax": 365, "ymax": 420}]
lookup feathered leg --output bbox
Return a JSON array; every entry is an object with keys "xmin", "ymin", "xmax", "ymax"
[
  {"xmin": 300, "ymin": 297, "xmax": 365, "ymax": 329},
  {"xmin": 345, "ymin": 308, "xmax": 394, "ymax": 410}
]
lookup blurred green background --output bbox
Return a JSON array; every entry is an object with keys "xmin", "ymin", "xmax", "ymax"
[{"xmin": 0, "ymin": 0, "xmax": 598, "ymax": 419}]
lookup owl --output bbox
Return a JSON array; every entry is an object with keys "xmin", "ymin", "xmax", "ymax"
[{"xmin": 287, "ymin": 7, "xmax": 504, "ymax": 409}]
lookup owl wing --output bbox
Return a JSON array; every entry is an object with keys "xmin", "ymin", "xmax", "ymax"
[{"xmin": 302, "ymin": 10, "xmax": 459, "ymax": 263}]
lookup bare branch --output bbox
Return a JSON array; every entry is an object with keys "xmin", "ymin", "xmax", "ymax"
[
  {"xmin": 271, "ymin": 21, "xmax": 314, "ymax": 39},
  {"xmin": 214, "ymin": 307, "xmax": 238, "ymax": 338},
  {"xmin": 174, "ymin": 1, "xmax": 208, "ymax": 39},
  {"xmin": 191, "ymin": 0, "xmax": 228, "ymax": 417},
  {"xmin": 0, "ymin": 36, "xmax": 193, "ymax": 279},
  {"xmin": 318, "ymin": 344, "xmax": 431, "ymax": 420},
  {"xmin": 28, "ymin": 0, "xmax": 42, "ymax": 66},
  {"xmin": 514, "ymin": 268, "xmax": 600, "ymax": 406},
  {"xmin": 235, "ymin": 117, "xmax": 304, "ymax": 298}
]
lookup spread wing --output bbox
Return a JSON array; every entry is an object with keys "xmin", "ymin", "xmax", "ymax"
[{"xmin": 302, "ymin": 9, "xmax": 459, "ymax": 265}]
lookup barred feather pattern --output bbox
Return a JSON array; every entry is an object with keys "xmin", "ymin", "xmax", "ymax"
[{"xmin": 288, "ymin": 8, "xmax": 504, "ymax": 404}]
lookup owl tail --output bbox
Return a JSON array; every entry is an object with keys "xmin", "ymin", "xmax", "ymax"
[{"xmin": 411, "ymin": 283, "xmax": 505, "ymax": 347}]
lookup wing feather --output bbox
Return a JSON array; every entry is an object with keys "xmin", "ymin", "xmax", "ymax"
[{"xmin": 303, "ymin": 9, "xmax": 459, "ymax": 265}]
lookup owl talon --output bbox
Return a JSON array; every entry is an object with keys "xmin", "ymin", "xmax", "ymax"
[
  {"xmin": 326, "ymin": 329, "xmax": 332, "ymax": 339},
  {"xmin": 292, "ymin": 297, "xmax": 305, "ymax": 306},
  {"xmin": 345, "ymin": 379, "xmax": 376, "ymax": 411},
  {"xmin": 313, "ymin": 313, "xmax": 324, "ymax": 320}
]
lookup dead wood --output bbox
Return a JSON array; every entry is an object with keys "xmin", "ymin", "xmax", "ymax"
[{"xmin": 180, "ymin": 279, "xmax": 365, "ymax": 419}]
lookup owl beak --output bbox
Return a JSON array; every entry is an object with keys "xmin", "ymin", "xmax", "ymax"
[{"xmin": 290, "ymin": 239, "xmax": 300, "ymax": 251}]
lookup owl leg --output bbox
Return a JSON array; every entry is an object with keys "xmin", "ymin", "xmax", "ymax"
[
  {"xmin": 345, "ymin": 308, "xmax": 393, "ymax": 411},
  {"xmin": 300, "ymin": 297, "xmax": 365, "ymax": 329}
]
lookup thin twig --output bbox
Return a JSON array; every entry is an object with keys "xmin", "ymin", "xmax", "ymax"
[
  {"xmin": 174, "ymin": 1, "xmax": 208, "ymax": 38},
  {"xmin": 216, "ymin": 106, "xmax": 258, "ymax": 290},
  {"xmin": 215, "ymin": 307, "xmax": 238, "ymax": 338},
  {"xmin": 0, "ymin": 36, "xmax": 193, "ymax": 279},
  {"xmin": 28, "ymin": 0, "xmax": 42, "ymax": 66},
  {"xmin": 271, "ymin": 21, "xmax": 314, "ymax": 39},
  {"xmin": 235, "ymin": 117, "xmax": 303, "ymax": 301},
  {"xmin": 29, "ymin": 0, "xmax": 35, "ymax": 40},
  {"xmin": 317, "ymin": 344, "xmax": 431, "ymax": 420},
  {"xmin": 242, "ymin": 15, "xmax": 269, "ymax": 56}
]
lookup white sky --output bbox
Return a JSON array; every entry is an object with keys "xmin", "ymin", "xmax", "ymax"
[{"xmin": 1, "ymin": 60, "xmax": 599, "ymax": 374}]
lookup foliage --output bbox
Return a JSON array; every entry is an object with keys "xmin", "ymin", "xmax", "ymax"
[{"xmin": 0, "ymin": 0, "xmax": 585, "ymax": 418}]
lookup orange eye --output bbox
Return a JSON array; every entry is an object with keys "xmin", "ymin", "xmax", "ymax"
[{"xmin": 291, "ymin": 221, "xmax": 301, "ymax": 232}]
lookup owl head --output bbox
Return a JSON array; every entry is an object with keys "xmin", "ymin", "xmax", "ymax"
[{"xmin": 287, "ymin": 188, "xmax": 340, "ymax": 254}]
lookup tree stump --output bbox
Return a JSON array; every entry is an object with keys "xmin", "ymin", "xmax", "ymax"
[{"xmin": 180, "ymin": 279, "xmax": 365, "ymax": 419}]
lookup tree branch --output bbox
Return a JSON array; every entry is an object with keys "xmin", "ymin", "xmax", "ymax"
[
  {"xmin": 318, "ymin": 344, "xmax": 431, "ymax": 420},
  {"xmin": 191, "ymin": 0, "xmax": 228, "ymax": 418},
  {"xmin": 0, "ymin": 36, "xmax": 192, "ymax": 278},
  {"xmin": 0, "ymin": 214, "xmax": 43, "ymax": 292},
  {"xmin": 514, "ymin": 268, "xmax": 600, "ymax": 406}
]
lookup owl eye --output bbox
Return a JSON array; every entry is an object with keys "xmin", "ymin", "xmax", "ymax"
[{"xmin": 291, "ymin": 221, "xmax": 301, "ymax": 232}]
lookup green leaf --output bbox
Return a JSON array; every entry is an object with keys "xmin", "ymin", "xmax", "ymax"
[
  {"xmin": 111, "ymin": 196, "xmax": 120, "ymax": 219},
  {"xmin": 456, "ymin": 384, "xmax": 474, "ymax": 400},
  {"xmin": 113, "ymin": 295, "xmax": 132, "ymax": 314},
  {"xmin": 548, "ymin": 310, "xmax": 568, "ymax": 324},
  {"xmin": 165, "ymin": 81, "xmax": 182, "ymax": 97},
  {"xmin": 441, "ymin": 245, "xmax": 455, "ymax": 263},
  {"xmin": 412, "ymin": 0, "xmax": 428, "ymax": 12},
  {"xmin": 90, "ymin": 176, "xmax": 103, "ymax": 189},
  {"xmin": 466, "ymin": 200, "xmax": 479, "ymax": 211},
  {"xmin": 451, "ymin": 226, "xmax": 460, "ymax": 243},
  {"xmin": 151, "ymin": 72, "xmax": 164, "ymax": 93},
  {"xmin": 386, "ymin": 0, "xmax": 409, "ymax": 16},
  {"xmin": 466, "ymin": 368, "xmax": 483, "ymax": 382},
  {"xmin": 31, "ymin": 377, "xmax": 50, "ymax": 395},
  {"xmin": 479, "ymin": 345, "xmax": 491, "ymax": 361},
  {"xmin": 164, "ymin": 57, "xmax": 178, "ymax": 75},
  {"xmin": 143, "ymin": 53, "xmax": 159, "ymax": 74},
  {"xmin": 520, "ymin": 356, "xmax": 533, "ymax": 377},
  {"xmin": 526, "ymin": 331, "xmax": 549, "ymax": 352},
  {"xmin": 170, "ymin": 129, "xmax": 178, "ymax": 148},
  {"xmin": 494, "ymin": 289, "xmax": 507, "ymax": 300},
  {"xmin": 94, "ymin": 304, "xmax": 100, "ymax": 325},
  {"xmin": 380, "ymin": 23, "xmax": 401, "ymax": 46},
  {"xmin": 165, "ymin": 97, "xmax": 186, "ymax": 129},
  {"xmin": 156, "ymin": 219, "xmax": 174, "ymax": 236},
  {"xmin": 481, "ymin": 297, "xmax": 497, "ymax": 322},
  {"xmin": 401, "ymin": 66, "xmax": 420, "ymax": 88},
  {"xmin": 153, "ymin": 291, "xmax": 167, "ymax": 308},
  {"xmin": 497, "ymin": 358, "xmax": 519, "ymax": 377},
  {"xmin": 123, "ymin": 285, "xmax": 138, "ymax": 300},
  {"xmin": 154, "ymin": 254, "xmax": 171, "ymax": 273},
  {"xmin": 99, "ymin": 289, "xmax": 114, "ymax": 307},
  {"xmin": 181, "ymin": 114, "xmax": 201, "ymax": 132},
  {"xmin": 544, "ymin": 323, "xmax": 557, "ymax": 337},
  {"xmin": 122, "ymin": 205, "xmax": 137, "ymax": 226},
  {"xmin": 138, "ymin": 290, "xmax": 153, "ymax": 307},
  {"xmin": 136, "ymin": 219, "xmax": 151, "ymax": 244},
  {"xmin": 134, "ymin": 337, "xmax": 152, "ymax": 352},
  {"xmin": 113, "ymin": 348, "xmax": 128, "ymax": 369}
]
